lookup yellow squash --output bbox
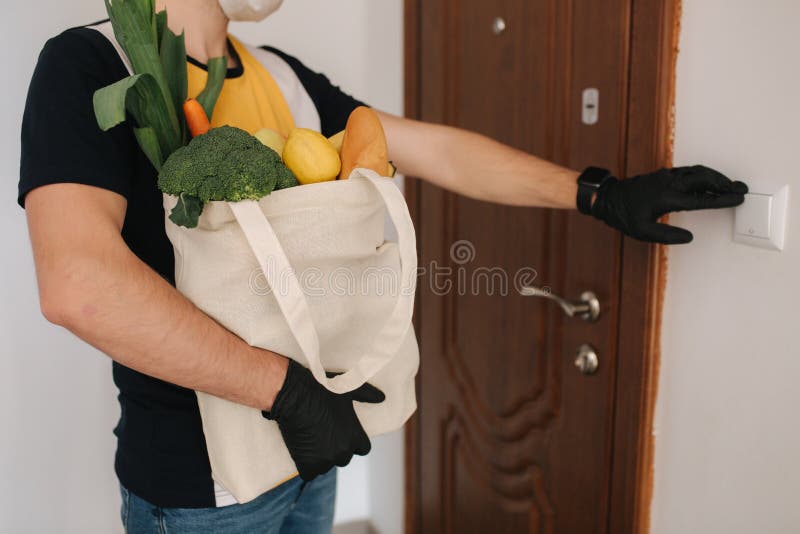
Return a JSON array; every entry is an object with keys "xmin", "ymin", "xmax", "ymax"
[
  {"xmin": 254, "ymin": 128, "xmax": 287, "ymax": 157},
  {"xmin": 283, "ymin": 128, "xmax": 341, "ymax": 184}
]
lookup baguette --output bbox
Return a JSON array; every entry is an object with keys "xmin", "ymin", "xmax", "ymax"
[{"xmin": 339, "ymin": 106, "xmax": 389, "ymax": 179}]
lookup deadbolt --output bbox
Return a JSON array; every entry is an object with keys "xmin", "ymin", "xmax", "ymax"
[{"xmin": 575, "ymin": 344, "xmax": 599, "ymax": 375}]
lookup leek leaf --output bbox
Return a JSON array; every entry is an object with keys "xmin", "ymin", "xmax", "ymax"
[
  {"xmin": 160, "ymin": 22, "xmax": 188, "ymax": 144},
  {"xmin": 155, "ymin": 9, "xmax": 167, "ymax": 51},
  {"xmin": 133, "ymin": 127, "xmax": 163, "ymax": 171},
  {"xmin": 93, "ymin": 72, "xmax": 177, "ymax": 166},
  {"xmin": 104, "ymin": 0, "xmax": 181, "ymax": 144},
  {"xmin": 93, "ymin": 73, "xmax": 148, "ymax": 131},
  {"xmin": 197, "ymin": 56, "xmax": 226, "ymax": 121}
]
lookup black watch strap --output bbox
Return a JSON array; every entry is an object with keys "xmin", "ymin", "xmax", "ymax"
[{"xmin": 576, "ymin": 167, "xmax": 614, "ymax": 215}]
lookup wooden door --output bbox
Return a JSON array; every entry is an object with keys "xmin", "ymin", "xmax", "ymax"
[{"xmin": 404, "ymin": 0, "xmax": 678, "ymax": 532}]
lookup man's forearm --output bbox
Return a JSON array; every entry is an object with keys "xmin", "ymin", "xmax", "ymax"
[
  {"xmin": 44, "ymin": 241, "xmax": 287, "ymax": 411},
  {"xmin": 379, "ymin": 112, "xmax": 579, "ymax": 209},
  {"xmin": 429, "ymin": 125, "xmax": 579, "ymax": 209}
]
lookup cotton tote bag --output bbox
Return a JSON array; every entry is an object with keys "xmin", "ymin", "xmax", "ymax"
[{"xmin": 163, "ymin": 168, "xmax": 419, "ymax": 503}]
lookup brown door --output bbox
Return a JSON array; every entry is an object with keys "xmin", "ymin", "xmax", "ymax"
[{"xmin": 405, "ymin": 0, "xmax": 675, "ymax": 532}]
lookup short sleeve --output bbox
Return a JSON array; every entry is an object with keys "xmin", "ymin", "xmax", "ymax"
[
  {"xmin": 262, "ymin": 46, "xmax": 367, "ymax": 138},
  {"xmin": 19, "ymin": 28, "xmax": 136, "ymax": 207}
]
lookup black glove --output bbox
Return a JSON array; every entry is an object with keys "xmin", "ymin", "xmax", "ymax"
[
  {"xmin": 262, "ymin": 359, "xmax": 385, "ymax": 481},
  {"xmin": 586, "ymin": 165, "xmax": 748, "ymax": 244}
]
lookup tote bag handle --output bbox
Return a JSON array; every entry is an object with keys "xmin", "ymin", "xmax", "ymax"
[{"xmin": 229, "ymin": 169, "xmax": 417, "ymax": 394}]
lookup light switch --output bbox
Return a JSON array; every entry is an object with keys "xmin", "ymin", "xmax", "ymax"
[
  {"xmin": 734, "ymin": 184, "xmax": 789, "ymax": 251},
  {"xmin": 735, "ymin": 193, "xmax": 772, "ymax": 238}
]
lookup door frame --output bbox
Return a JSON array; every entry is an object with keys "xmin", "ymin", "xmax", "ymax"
[{"xmin": 402, "ymin": 0, "xmax": 681, "ymax": 532}]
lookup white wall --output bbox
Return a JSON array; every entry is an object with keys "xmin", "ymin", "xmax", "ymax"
[
  {"xmin": 1, "ymin": 1, "xmax": 404, "ymax": 532},
  {"xmin": 652, "ymin": 2, "xmax": 800, "ymax": 533},
  {"xmin": 2, "ymin": 4, "xmax": 125, "ymax": 533}
]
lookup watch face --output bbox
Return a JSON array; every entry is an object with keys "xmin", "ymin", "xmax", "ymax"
[{"xmin": 580, "ymin": 167, "xmax": 612, "ymax": 187}]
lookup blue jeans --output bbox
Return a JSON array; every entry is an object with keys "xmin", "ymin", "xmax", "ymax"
[{"xmin": 120, "ymin": 470, "xmax": 337, "ymax": 533}]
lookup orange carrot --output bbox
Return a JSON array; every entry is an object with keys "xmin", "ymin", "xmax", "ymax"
[{"xmin": 183, "ymin": 98, "xmax": 211, "ymax": 138}]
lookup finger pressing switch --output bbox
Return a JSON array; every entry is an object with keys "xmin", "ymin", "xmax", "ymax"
[{"xmin": 734, "ymin": 184, "xmax": 789, "ymax": 251}]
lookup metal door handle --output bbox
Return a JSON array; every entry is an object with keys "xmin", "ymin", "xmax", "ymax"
[{"xmin": 519, "ymin": 287, "xmax": 600, "ymax": 322}]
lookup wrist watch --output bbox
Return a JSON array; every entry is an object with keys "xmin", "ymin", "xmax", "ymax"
[{"xmin": 576, "ymin": 167, "xmax": 614, "ymax": 215}]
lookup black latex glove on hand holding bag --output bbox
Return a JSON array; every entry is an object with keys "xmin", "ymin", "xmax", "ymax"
[
  {"xmin": 589, "ymin": 165, "xmax": 748, "ymax": 244},
  {"xmin": 263, "ymin": 359, "xmax": 385, "ymax": 481}
]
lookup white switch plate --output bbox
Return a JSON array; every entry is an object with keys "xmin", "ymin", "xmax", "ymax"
[
  {"xmin": 735, "ymin": 193, "xmax": 772, "ymax": 238},
  {"xmin": 734, "ymin": 183, "xmax": 789, "ymax": 251}
]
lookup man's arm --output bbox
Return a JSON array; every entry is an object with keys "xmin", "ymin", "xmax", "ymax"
[
  {"xmin": 26, "ymin": 183, "xmax": 288, "ymax": 410},
  {"xmin": 377, "ymin": 111, "xmax": 578, "ymax": 209},
  {"xmin": 378, "ymin": 111, "xmax": 747, "ymax": 244}
]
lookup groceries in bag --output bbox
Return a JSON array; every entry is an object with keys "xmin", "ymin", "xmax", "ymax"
[
  {"xmin": 92, "ymin": 0, "xmax": 418, "ymax": 504},
  {"xmin": 155, "ymin": 99, "xmax": 418, "ymax": 503}
]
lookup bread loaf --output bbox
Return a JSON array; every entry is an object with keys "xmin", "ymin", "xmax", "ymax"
[{"xmin": 339, "ymin": 106, "xmax": 389, "ymax": 179}]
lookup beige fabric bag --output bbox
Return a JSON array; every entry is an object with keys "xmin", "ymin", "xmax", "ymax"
[{"xmin": 163, "ymin": 169, "xmax": 419, "ymax": 504}]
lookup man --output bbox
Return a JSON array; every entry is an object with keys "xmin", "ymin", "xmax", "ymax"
[{"xmin": 19, "ymin": 0, "xmax": 747, "ymax": 532}]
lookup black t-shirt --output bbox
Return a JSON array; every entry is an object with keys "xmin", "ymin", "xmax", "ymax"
[{"xmin": 19, "ymin": 22, "xmax": 365, "ymax": 508}]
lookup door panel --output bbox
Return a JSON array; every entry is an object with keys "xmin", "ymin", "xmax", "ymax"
[{"xmin": 415, "ymin": 1, "xmax": 632, "ymax": 532}]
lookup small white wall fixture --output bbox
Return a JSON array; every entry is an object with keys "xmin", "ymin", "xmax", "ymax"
[{"xmin": 734, "ymin": 182, "xmax": 790, "ymax": 251}]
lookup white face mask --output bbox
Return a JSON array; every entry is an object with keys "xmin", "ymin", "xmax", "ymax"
[{"xmin": 219, "ymin": 0, "xmax": 284, "ymax": 22}]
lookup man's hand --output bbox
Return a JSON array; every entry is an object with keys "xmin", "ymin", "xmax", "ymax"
[
  {"xmin": 263, "ymin": 360, "xmax": 385, "ymax": 481},
  {"xmin": 588, "ymin": 166, "xmax": 748, "ymax": 244}
]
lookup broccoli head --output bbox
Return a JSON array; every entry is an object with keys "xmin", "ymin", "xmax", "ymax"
[
  {"xmin": 157, "ymin": 126, "xmax": 298, "ymax": 227},
  {"xmin": 158, "ymin": 125, "xmax": 296, "ymax": 202}
]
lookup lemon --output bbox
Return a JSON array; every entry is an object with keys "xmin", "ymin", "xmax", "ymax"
[
  {"xmin": 283, "ymin": 128, "xmax": 341, "ymax": 184},
  {"xmin": 254, "ymin": 128, "xmax": 287, "ymax": 157}
]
